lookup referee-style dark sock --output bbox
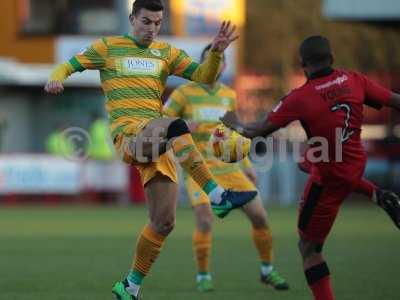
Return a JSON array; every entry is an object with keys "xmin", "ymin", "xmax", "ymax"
[{"xmin": 305, "ymin": 262, "xmax": 335, "ymax": 300}]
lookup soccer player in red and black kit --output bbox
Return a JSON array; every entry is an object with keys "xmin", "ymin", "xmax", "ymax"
[{"xmin": 221, "ymin": 36, "xmax": 400, "ymax": 300}]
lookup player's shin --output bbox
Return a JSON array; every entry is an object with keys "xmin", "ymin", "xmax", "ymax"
[
  {"xmin": 126, "ymin": 224, "xmax": 166, "ymax": 297},
  {"xmin": 167, "ymin": 119, "xmax": 257, "ymax": 217},
  {"xmin": 166, "ymin": 119, "xmax": 222, "ymax": 202},
  {"xmin": 192, "ymin": 228, "xmax": 213, "ymax": 292},
  {"xmin": 193, "ymin": 228, "xmax": 212, "ymax": 275},
  {"xmin": 254, "ymin": 225, "xmax": 289, "ymax": 290},
  {"xmin": 305, "ymin": 261, "xmax": 335, "ymax": 300},
  {"xmin": 252, "ymin": 226, "xmax": 274, "ymax": 271}
]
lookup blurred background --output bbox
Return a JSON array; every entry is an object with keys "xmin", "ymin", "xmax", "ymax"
[{"xmin": 0, "ymin": 0, "xmax": 399, "ymax": 205}]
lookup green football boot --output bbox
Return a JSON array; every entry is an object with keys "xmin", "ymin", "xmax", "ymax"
[
  {"xmin": 261, "ymin": 269, "xmax": 289, "ymax": 290},
  {"xmin": 196, "ymin": 276, "xmax": 213, "ymax": 292},
  {"xmin": 112, "ymin": 280, "xmax": 139, "ymax": 300},
  {"xmin": 211, "ymin": 190, "xmax": 257, "ymax": 218},
  {"xmin": 211, "ymin": 198, "xmax": 233, "ymax": 218}
]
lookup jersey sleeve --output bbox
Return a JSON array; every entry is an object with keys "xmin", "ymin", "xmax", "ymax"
[
  {"xmin": 68, "ymin": 38, "xmax": 108, "ymax": 72},
  {"xmin": 267, "ymin": 93, "xmax": 301, "ymax": 128},
  {"xmin": 168, "ymin": 46, "xmax": 199, "ymax": 80},
  {"xmin": 163, "ymin": 88, "xmax": 187, "ymax": 117},
  {"xmin": 168, "ymin": 46, "xmax": 222, "ymax": 84},
  {"xmin": 358, "ymin": 73, "xmax": 392, "ymax": 108}
]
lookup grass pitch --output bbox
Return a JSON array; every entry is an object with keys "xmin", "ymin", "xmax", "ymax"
[{"xmin": 0, "ymin": 202, "xmax": 398, "ymax": 300}]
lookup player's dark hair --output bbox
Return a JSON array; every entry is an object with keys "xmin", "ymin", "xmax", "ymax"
[
  {"xmin": 131, "ymin": 0, "xmax": 164, "ymax": 16},
  {"xmin": 299, "ymin": 36, "xmax": 333, "ymax": 67},
  {"xmin": 200, "ymin": 44, "xmax": 226, "ymax": 63}
]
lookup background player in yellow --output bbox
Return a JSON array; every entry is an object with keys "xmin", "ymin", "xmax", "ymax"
[
  {"xmin": 44, "ymin": 1, "xmax": 257, "ymax": 299},
  {"xmin": 163, "ymin": 44, "xmax": 289, "ymax": 292}
]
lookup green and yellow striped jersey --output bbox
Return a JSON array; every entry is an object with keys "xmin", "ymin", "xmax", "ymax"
[
  {"xmin": 69, "ymin": 35, "xmax": 206, "ymax": 139},
  {"xmin": 164, "ymin": 82, "xmax": 237, "ymax": 155}
]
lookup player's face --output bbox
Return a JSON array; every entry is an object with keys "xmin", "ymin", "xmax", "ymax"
[{"xmin": 130, "ymin": 9, "xmax": 163, "ymax": 46}]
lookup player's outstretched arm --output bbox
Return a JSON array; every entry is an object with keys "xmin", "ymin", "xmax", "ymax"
[
  {"xmin": 45, "ymin": 39, "xmax": 107, "ymax": 94},
  {"xmin": 220, "ymin": 111, "xmax": 280, "ymax": 139},
  {"xmin": 190, "ymin": 21, "xmax": 238, "ymax": 84},
  {"xmin": 44, "ymin": 62, "xmax": 75, "ymax": 94}
]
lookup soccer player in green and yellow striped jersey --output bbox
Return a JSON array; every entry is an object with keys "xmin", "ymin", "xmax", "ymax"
[
  {"xmin": 45, "ymin": 1, "xmax": 257, "ymax": 299},
  {"xmin": 164, "ymin": 44, "xmax": 289, "ymax": 293}
]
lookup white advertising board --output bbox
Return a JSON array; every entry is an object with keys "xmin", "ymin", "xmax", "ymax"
[
  {"xmin": 0, "ymin": 155, "xmax": 128, "ymax": 195},
  {"xmin": 0, "ymin": 155, "xmax": 81, "ymax": 194}
]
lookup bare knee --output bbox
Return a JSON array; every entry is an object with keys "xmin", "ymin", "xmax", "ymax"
[
  {"xmin": 194, "ymin": 204, "xmax": 213, "ymax": 233},
  {"xmin": 298, "ymin": 239, "xmax": 323, "ymax": 260},
  {"xmin": 244, "ymin": 204, "xmax": 267, "ymax": 228},
  {"xmin": 249, "ymin": 212, "xmax": 267, "ymax": 228},
  {"xmin": 197, "ymin": 214, "xmax": 212, "ymax": 232},
  {"xmin": 151, "ymin": 215, "xmax": 176, "ymax": 236}
]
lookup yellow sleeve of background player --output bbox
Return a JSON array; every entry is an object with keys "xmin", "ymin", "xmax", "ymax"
[
  {"xmin": 163, "ymin": 88, "xmax": 187, "ymax": 117},
  {"xmin": 48, "ymin": 38, "xmax": 108, "ymax": 83},
  {"xmin": 169, "ymin": 46, "xmax": 222, "ymax": 84}
]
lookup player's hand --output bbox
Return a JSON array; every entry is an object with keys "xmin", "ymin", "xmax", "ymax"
[
  {"xmin": 210, "ymin": 20, "xmax": 239, "ymax": 53},
  {"xmin": 220, "ymin": 111, "xmax": 242, "ymax": 131},
  {"xmin": 44, "ymin": 80, "xmax": 64, "ymax": 94}
]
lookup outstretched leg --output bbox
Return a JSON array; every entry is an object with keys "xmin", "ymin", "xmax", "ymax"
[
  {"xmin": 326, "ymin": 177, "xmax": 400, "ymax": 229},
  {"xmin": 130, "ymin": 117, "xmax": 257, "ymax": 217},
  {"xmin": 298, "ymin": 158, "xmax": 400, "ymax": 228}
]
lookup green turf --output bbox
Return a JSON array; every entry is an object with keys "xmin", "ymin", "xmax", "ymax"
[{"xmin": 0, "ymin": 202, "xmax": 398, "ymax": 300}]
